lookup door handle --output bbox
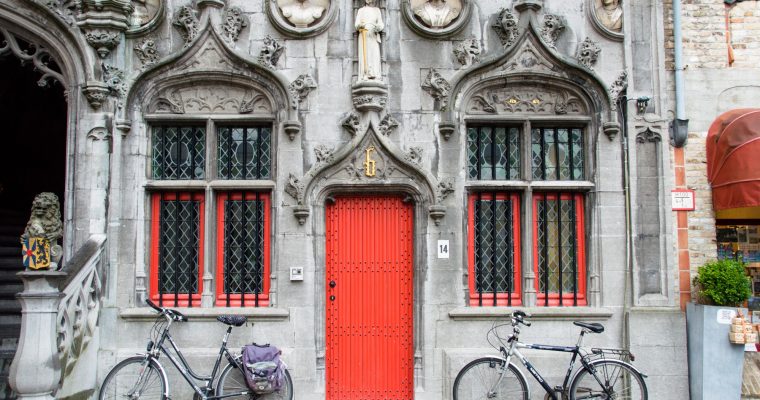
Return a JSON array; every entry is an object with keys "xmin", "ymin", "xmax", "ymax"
[{"xmin": 330, "ymin": 280, "xmax": 336, "ymax": 288}]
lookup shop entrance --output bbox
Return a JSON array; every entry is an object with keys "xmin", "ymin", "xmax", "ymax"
[{"xmin": 325, "ymin": 194, "xmax": 414, "ymax": 400}]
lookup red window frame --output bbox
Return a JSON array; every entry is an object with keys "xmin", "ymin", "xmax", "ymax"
[
  {"xmin": 215, "ymin": 192, "xmax": 271, "ymax": 307},
  {"xmin": 532, "ymin": 192, "xmax": 587, "ymax": 306},
  {"xmin": 150, "ymin": 192, "xmax": 205, "ymax": 307},
  {"xmin": 467, "ymin": 192, "xmax": 522, "ymax": 306}
]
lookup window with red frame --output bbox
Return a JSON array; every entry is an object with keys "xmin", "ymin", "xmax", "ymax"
[
  {"xmin": 150, "ymin": 192, "xmax": 205, "ymax": 307},
  {"xmin": 533, "ymin": 192, "xmax": 586, "ymax": 306},
  {"xmin": 467, "ymin": 192, "xmax": 522, "ymax": 306},
  {"xmin": 216, "ymin": 192, "xmax": 271, "ymax": 307}
]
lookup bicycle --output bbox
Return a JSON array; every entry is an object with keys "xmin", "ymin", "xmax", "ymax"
[
  {"xmin": 453, "ymin": 310, "xmax": 647, "ymax": 400},
  {"xmin": 98, "ymin": 299, "xmax": 293, "ymax": 400}
]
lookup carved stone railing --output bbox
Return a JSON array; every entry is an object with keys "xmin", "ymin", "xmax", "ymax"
[{"xmin": 8, "ymin": 234, "xmax": 107, "ymax": 400}]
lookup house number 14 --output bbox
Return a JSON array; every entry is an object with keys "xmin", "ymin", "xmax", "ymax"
[{"xmin": 437, "ymin": 240, "xmax": 450, "ymax": 259}]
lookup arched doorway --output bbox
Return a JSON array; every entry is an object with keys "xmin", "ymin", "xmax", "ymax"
[{"xmin": 0, "ymin": 32, "xmax": 67, "ymax": 398}]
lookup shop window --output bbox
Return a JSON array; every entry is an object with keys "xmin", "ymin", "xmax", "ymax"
[
  {"xmin": 215, "ymin": 192, "xmax": 271, "ymax": 307},
  {"xmin": 533, "ymin": 192, "xmax": 586, "ymax": 306}
]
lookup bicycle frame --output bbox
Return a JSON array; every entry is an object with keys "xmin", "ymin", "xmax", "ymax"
[{"xmin": 141, "ymin": 316, "xmax": 248, "ymax": 400}]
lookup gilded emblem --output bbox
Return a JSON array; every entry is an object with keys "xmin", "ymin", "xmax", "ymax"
[
  {"xmin": 21, "ymin": 237, "xmax": 51, "ymax": 270},
  {"xmin": 364, "ymin": 146, "xmax": 377, "ymax": 177}
]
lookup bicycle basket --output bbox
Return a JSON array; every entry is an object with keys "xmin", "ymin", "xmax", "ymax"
[{"xmin": 586, "ymin": 348, "xmax": 635, "ymax": 363}]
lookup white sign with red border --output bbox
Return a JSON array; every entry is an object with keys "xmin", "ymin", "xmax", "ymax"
[{"xmin": 672, "ymin": 189, "xmax": 696, "ymax": 211}]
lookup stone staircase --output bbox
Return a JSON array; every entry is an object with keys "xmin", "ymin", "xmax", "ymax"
[{"xmin": 0, "ymin": 209, "xmax": 26, "ymax": 399}]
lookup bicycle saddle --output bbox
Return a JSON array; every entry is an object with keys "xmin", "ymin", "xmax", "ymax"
[
  {"xmin": 217, "ymin": 315, "xmax": 247, "ymax": 327},
  {"xmin": 573, "ymin": 321, "xmax": 604, "ymax": 333}
]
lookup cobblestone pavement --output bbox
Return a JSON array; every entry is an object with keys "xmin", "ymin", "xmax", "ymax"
[{"xmin": 743, "ymin": 353, "xmax": 760, "ymax": 398}]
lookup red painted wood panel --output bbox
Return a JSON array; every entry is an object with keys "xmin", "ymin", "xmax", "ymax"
[{"xmin": 326, "ymin": 195, "xmax": 414, "ymax": 400}]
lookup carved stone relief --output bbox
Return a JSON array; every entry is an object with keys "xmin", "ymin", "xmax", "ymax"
[
  {"xmin": 289, "ymin": 74, "xmax": 318, "ymax": 105},
  {"xmin": 267, "ymin": 0, "xmax": 337, "ymax": 38},
  {"xmin": 77, "ymin": 0, "xmax": 132, "ymax": 57},
  {"xmin": 502, "ymin": 40, "xmax": 556, "ymax": 74},
  {"xmin": 609, "ymin": 71, "xmax": 627, "ymax": 111},
  {"xmin": 314, "ymin": 144, "xmax": 335, "ymax": 166},
  {"xmin": 402, "ymin": 0, "xmax": 471, "ymax": 38},
  {"xmin": 453, "ymin": 38, "xmax": 481, "ymax": 68},
  {"xmin": 422, "ymin": 69, "xmax": 451, "ymax": 110},
  {"xmin": 221, "ymin": 7, "xmax": 249, "ymax": 44},
  {"xmin": 576, "ymin": 37, "xmax": 601, "ymax": 70},
  {"xmin": 173, "ymin": 5, "xmax": 200, "ymax": 46},
  {"xmin": 259, "ymin": 36, "xmax": 284, "ymax": 69},
  {"xmin": 636, "ymin": 128, "xmax": 662, "ymax": 143},
  {"xmin": 340, "ymin": 112, "xmax": 363, "ymax": 136},
  {"xmin": 378, "ymin": 114, "xmax": 400, "ymax": 136},
  {"xmin": 102, "ymin": 64, "xmax": 127, "ymax": 107},
  {"xmin": 278, "ymin": 0, "xmax": 328, "ymax": 28},
  {"xmin": 82, "ymin": 82, "xmax": 111, "ymax": 110},
  {"xmin": 85, "ymin": 31, "xmax": 121, "ymax": 58},
  {"xmin": 129, "ymin": 0, "xmax": 163, "ymax": 29},
  {"xmin": 539, "ymin": 14, "xmax": 565, "ymax": 49},
  {"xmin": 492, "ymin": 8, "xmax": 519, "ymax": 48},
  {"xmin": 588, "ymin": 0, "xmax": 623, "ymax": 41},
  {"xmin": 134, "ymin": 38, "xmax": 159, "ymax": 67},
  {"xmin": 467, "ymin": 84, "xmax": 587, "ymax": 116},
  {"xmin": 148, "ymin": 85, "xmax": 273, "ymax": 114},
  {"xmin": 436, "ymin": 179, "xmax": 455, "ymax": 201},
  {"xmin": 404, "ymin": 147, "xmax": 423, "ymax": 166}
]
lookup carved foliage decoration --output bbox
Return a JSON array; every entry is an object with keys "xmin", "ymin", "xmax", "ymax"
[
  {"xmin": 134, "ymin": 38, "xmax": 160, "ymax": 67},
  {"xmin": 341, "ymin": 112, "xmax": 363, "ymax": 136},
  {"xmin": 422, "ymin": 69, "xmax": 451, "ymax": 110},
  {"xmin": 314, "ymin": 144, "xmax": 335, "ymax": 166},
  {"xmin": 148, "ymin": 84, "xmax": 273, "ymax": 114},
  {"xmin": 636, "ymin": 128, "xmax": 661, "ymax": 143},
  {"xmin": 436, "ymin": 179, "xmax": 455, "ymax": 201},
  {"xmin": 222, "ymin": 7, "xmax": 249, "ymax": 44},
  {"xmin": 378, "ymin": 114, "xmax": 400, "ymax": 136},
  {"xmin": 289, "ymin": 74, "xmax": 317, "ymax": 105},
  {"xmin": 102, "ymin": 64, "xmax": 128, "ymax": 106},
  {"xmin": 173, "ymin": 5, "xmax": 200, "ymax": 46},
  {"xmin": 85, "ymin": 30, "xmax": 121, "ymax": 58},
  {"xmin": 453, "ymin": 38, "xmax": 481, "ymax": 67},
  {"xmin": 467, "ymin": 84, "xmax": 587, "ymax": 116},
  {"xmin": 259, "ymin": 36, "xmax": 284, "ymax": 69},
  {"xmin": 405, "ymin": 147, "xmax": 423, "ymax": 166},
  {"xmin": 540, "ymin": 14, "xmax": 565, "ymax": 49},
  {"xmin": 576, "ymin": 37, "xmax": 601, "ymax": 70},
  {"xmin": 609, "ymin": 71, "xmax": 627, "ymax": 111},
  {"xmin": 492, "ymin": 8, "xmax": 519, "ymax": 48}
]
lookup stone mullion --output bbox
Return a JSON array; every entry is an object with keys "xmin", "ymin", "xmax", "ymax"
[
  {"xmin": 201, "ymin": 118, "xmax": 215, "ymax": 307},
  {"xmin": 522, "ymin": 119, "xmax": 536, "ymax": 306}
]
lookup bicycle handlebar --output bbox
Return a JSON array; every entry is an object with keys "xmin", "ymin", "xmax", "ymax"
[
  {"xmin": 512, "ymin": 310, "xmax": 532, "ymax": 327},
  {"xmin": 146, "ymin": 299, "xmax": 188, "ymax": 322}
]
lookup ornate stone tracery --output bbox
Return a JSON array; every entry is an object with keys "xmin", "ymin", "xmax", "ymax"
[
  {"xmin": 0, "ymin": 28, "xmax": 65, "ymax": 86},
  {"xmin": 148, "ymin": 84, "xmax": 274, "ymax": 115}
]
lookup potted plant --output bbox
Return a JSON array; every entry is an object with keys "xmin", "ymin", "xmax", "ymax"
[{"xmin": 687, "ymin": 259, "xmax": 752, "ymax": 400}]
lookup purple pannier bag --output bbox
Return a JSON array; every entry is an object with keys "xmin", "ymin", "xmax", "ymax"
[{"xmin": 241, "ymin": 343, "xmax": 284, "ymax": 394}]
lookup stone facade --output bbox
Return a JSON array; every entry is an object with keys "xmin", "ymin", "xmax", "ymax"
[{"xmin": 0, "ymin": 0, "xmax": 690, "ymax": 398}]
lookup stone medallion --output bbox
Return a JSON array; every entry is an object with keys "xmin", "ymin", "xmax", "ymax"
[
  {"xmin": 402, "ymin": 0, "xmax": 472, "ymax": 39},
  {"xmin": 126, "ymin": 0, "xmax": 165, "ymax": 37},
  {"xmin": 266, "ymin": 0, "xmax": 337, "ymax": 38},
  {"xmin": 588, "ymin": 0, "xmax": 623, "ymax": 41}
]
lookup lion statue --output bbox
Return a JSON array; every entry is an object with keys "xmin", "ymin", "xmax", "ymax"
[{"xmin": 21, "ymin": 192, "xmax": 63, "ymax": 269}]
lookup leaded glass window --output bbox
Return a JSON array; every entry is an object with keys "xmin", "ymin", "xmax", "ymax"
[
  {"xmin": 218, "ymin": 127, "xmax": 272, "ymax": 179},
  {"xmin": 153, "ymin": 192, "xmax": 204, "ymax": 307},
  {"xmin": 534, "ymin": 192, "xmax": 586, "ymax": 306},
  {"xmin": 217, "ymin": 192, "xmax": 270, "ymax": 307},
  {"xmin": 468, "ymin": 193, "xmax": 521, "ymax": 306},
  {"xmin": 531, "ymin": 128, "xmax": 584, "ymax": 180},
  {"xmin": 467, "ymin": 126, "xmax": 520, "ymax": 180},
  {"xmin": 152, "ymin": 126, "xmax": 205, "ymax": 180}
]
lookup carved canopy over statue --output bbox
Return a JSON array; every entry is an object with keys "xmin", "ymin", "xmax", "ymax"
[
  {"xmin": 277, "ymin": 0, "xmax": 330, "ymax": 28},
  {"xmin": 412, "ymin": 0, "xmax": 462, "ymax": 28},
  {"xmin": 355, "ymin": 0, "xmax": 384, "ymax": 83}
]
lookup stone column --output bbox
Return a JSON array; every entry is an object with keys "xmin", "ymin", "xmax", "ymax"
[{"xmin": 9, "ymin": 271, "xmax": 66, "ymax": 400}]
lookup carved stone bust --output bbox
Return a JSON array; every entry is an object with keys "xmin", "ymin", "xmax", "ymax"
[
  {"xmin": 130, "ymin": 0, "xmax": 161, "ymax": 27},
  {"xmin": 595, "ymin": 0, "xmax": 622, "ymax": 32},
  {"xmin": 278, "ymin": 0, "xmax": 327, "ymax": 28},
  {"xmin": 413, "ymin": 0, "xmax": 461, "ymax": 28}
]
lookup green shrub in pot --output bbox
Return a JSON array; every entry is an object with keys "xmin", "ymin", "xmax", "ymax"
[{"xmin": 692, "ymin": 259, "xmax": 752, "ymax": 307}]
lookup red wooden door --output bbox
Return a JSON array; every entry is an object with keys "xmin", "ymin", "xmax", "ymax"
[{"xmin": 325, "ymin": 195, "xmax": 414, "ymax": 400}]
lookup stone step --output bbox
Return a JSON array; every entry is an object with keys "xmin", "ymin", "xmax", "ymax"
[
  {"xmin": 0, "ymin": 301, "xmax": 20, "ymax": 317},
  {"xmin": 0, "ymin": 249, "xmax": 17, "ymax": 258},
  {"xmin": 0, "ymin": 259, "xmax": 24, "ymax": 271},
  {"xmin": 0, "ymin": 272, "xmax": 20, "ymax": 285},
  {"xmin": 0, "ymin": 238, "xmax": 19, "ymax": 248},
  {"xmin": 0, "ymin": 285, "xmax": 22, "ymax": 300}
]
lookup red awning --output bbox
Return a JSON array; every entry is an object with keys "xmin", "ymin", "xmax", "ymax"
[{"xmin": 707, "ymin": 109, "xmax": 760, "ymax": 211}]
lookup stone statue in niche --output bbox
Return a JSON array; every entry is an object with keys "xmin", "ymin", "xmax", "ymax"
[
  {"xmin": 130, "ymin": 0, "xmax": 161, "ymax": 27},
  {"xmin": 412, "ymin": 0, "xmax": 461, "ymax": 28},
  {"xmin": 355, "ymin": 0, "xmax": 384, "ymax": 82},
  {"xmin": 595, "ymin": 0, "xmax": 622, "ymax": 32},
  {"xmin": 278, "ymin": 0, "xmax": 329, "ymax": 28}
]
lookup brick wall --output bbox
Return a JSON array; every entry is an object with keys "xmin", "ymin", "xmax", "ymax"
[{"xmin": 683, "ymin": 131, "xmax": 717, "ymax": 272}]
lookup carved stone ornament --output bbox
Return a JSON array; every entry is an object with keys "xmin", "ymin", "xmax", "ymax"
[
  {"xmin": 466, "ymin": 84, "xmax": 587, "ymax": 116},
  {"xmin": 85, "ymin": 30, "xmax": 121, "ymax": 58},
  {"xmin": 502, "ymin": 40, "xmax": 556, "ymax": 74},
  {"xmin": 267, "ymin": 0, "xmax": 337, "ymax": 38},
  {"xmin": 429, "ymin": 205, "xmax": 446, "ymax": 226},
  {"xmin": 589, "ymin": 0, "xmax": 624, "ymax": 41},
  {"xmin": 422, "ymin": 69, "xmax": 451, "ymax": 110},
  {"xmin": 21, "ymin": 193, "xmax": 64, "ymax": 270},
  {"xmin": 436, "ymin": 179, "xmax": 455, "ymax": 201},
  {"xmin": 603, "ymin": 121, "xmax": 621, "ymax": 141},
  {"xmin": 453, "ymin": 38, "xmax": 481, "ymax": 68},
  {"xmin": 0, "ymin": 28, "xmax": 65, "ymax": 87},
  {"xmin": 222, "ymin": 6, "xmax": 249, "ymax": 44},
  {"xmin": 401, "ymin": 0, "xmax": 472, "ymax": 39},
  {"xmin": 289, "ymin": 74, "xmax": 318, "ymax": 105},
  {"xmin": 127, "ymin": 0, "xmax": 164, "ymax": 34},
  {"xmin": 636, "ymin": 128, "xmax": 661, "ymax": 143},
  {"xmin": 259, "ymin": 35, "xmax": 284, "ymax": 69},
  {"xmin": 134, "ymin": 38, "xmax": 160, "ymax": 67},
  {"xmin": 283, "ymin": 120, "xmax": 302, "ymax": 141},
  {"xmin": 173, "ymin": 5, "xmax": 200, "ymax": 46},
  {"xmin": 148, "ymin": 85, "xmax": 273, "ymax": 115},
  {"xmin": 102, "ymin": 64, "xmax": 128, "ymax": 105},
  {"xmin": 540, "ymin": 14, "xmax": 565, "ymax": 49},
  {"xmin": 351, "ymin": 82, "xmax": 389, "ymax": 113},
  {"xmin": 82, "ymin": 81, "xmax": 111, "ymax": 110},
  {"xmin": 438, "ymin": 122, "xmax": 456, "ymax": 141},
  {"xmin": 341, "ymin": 112, "xmax": 363, "ymax": 136},
  {"xmin": 404, "ymin": 147, "xmax": 424, "ymax": 166},
  {"xmin": 285, "ymin": 173, "xmax": 305, "ymax": 203},
  {"xmin": 314, "ymin": 145, "xmax": 335, "ymax": 166},
  {"xmin": 576, "ymin": 37, "xmax": 601, "ymax": 70},
  {"xmin": 609, "ymin": 71, "xmax": 627, "ymax": 111},
  {"xmin": 378, "ymin": 114, "xmax": 400, "ymax": 136},
  {"xmin": 492, "ymin": 8, "xmax": 519, "ymax": 48}
]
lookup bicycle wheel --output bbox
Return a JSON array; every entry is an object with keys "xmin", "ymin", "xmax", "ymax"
[
  {"xmin": 453, "ymin": 357, "xmax": 528, "ymax": 400},
  {"xmin": 216, "ymin": 361, "xmax": 293, "ymax": 400},
  {"xmin": 98, "ymin": 356, "xmax": 166, "ymax": 400},
  {"xmin": 569, "ymin": 359, "xmax": 647, "ymax": 400}
]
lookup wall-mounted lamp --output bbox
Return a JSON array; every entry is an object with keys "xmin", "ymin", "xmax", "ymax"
[{"xmin": 636, "ymin": 96, "xmax": 651, "ymax": 114}]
